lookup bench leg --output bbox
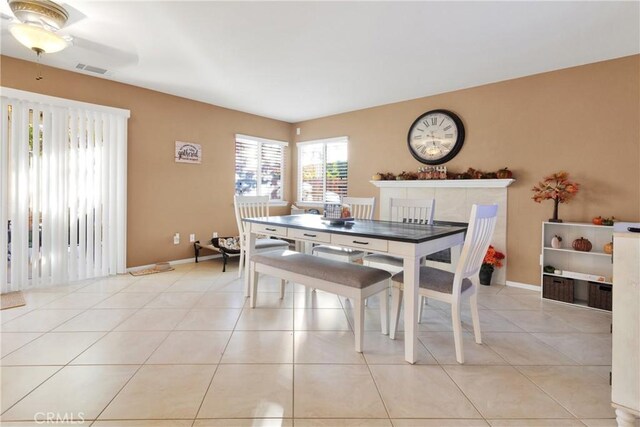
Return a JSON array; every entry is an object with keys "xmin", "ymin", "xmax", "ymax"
[
  {"xmin": 379, "ymin": 286, "xmax": 389, "ymax": 335},
  {"xmin": 194, "ymin": 242, "xmax": 200, "ymax": 263},
  {"xmin": 390, "ymin": 286, "xmax": 403, "ymax": 340},
  {"xmin": 354, "ymin": 298, "xmax": 364, "ymax": 353},
  {"xmin": 222, "ymin": 252, "xmax": 228, "ymax": 272},
  {"xmin": 249, "ymin": 263, "xmax": 259, "ymax": 308},
  {"xmin": 280, "ymin": 279, "xmax": 286, "ymax": 299},
  {"xmin": 238, "ymin": 248, "xmax": 245, "ymax": 278}
]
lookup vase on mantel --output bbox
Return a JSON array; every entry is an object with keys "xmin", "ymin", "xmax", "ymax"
[{"xmin": 479, "ymin": 264, "xmax": 494, "ymax": 286}]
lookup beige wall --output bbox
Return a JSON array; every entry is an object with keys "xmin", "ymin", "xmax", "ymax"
[
  {"xmin": 2, "ymin": 54, "xmax": 638, "ymax": 283},
  {"xmin": 0, "ymin": 55, "xmax": 292, "ymax": 268},
  {"xmin": 292, "ymin": 55, "xmax": 640, "ymax": 286}
]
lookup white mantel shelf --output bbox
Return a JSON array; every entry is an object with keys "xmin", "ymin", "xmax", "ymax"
[{"xmin": 369, "ymin": 179, "xmax": 515, "ymax": 188}]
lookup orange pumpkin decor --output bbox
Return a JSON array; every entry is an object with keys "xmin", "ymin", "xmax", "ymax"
[
  {"xmin": 572, "ymin": 237, "xmax": 593, "ymax": 252},
  {"xmin": 592, "ymin": 216, "xmax": 603, "ymax": 225},
  {"xmin": 496, "ymin": 168, "xmax": 513, "ymax": 179},
  {"xmin": 603, "ymin": 242, "xmax": 613, "ymax": 255}
]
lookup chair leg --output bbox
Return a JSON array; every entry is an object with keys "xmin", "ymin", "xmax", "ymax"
[
  {"xmin": 470, "ymin": 290, "xmax": 482, "ymax": 344},
  {"xmin": 451, "ymin": 302, "xmax": 465, "ymax": 364},
  {"xmin": 237, "ymin": 248, "xmax": 245, "ymax": 278},
  {"xmin": 418, "ymin": 296, "xmax": 425, "ymax": 323},
  {"xmin": 280, "ymin": 279, "xmax": 286, "ymax": 299},
  {"xmin": 379, "ymin": 286, "xmax": 389, "ymax": 335},
  {"xmin": 390, "ymin": 287, "xmax": 403, "ymax": 340},
  {"xmin": 354, "ymin": 298, "xmax": 364, "ymax": 352},
  {"xmin": 249, "ymin": 264, "xmax": 259, "ymax": 308}
]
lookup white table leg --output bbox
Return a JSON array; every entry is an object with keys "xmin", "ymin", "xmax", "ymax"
[
  {"xmin": 244, "ymin": 231, "xmax": 256, "ymax": 297},
  {"xmin": 403, "ymin": 255, "xmax": 421, "ymax": 364},
  {"xmin": 615, "ymin": 408, "xmax": 638, "ymax": 427}
]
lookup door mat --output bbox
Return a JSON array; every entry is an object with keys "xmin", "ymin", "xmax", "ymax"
[
  {"xmin": 130, "ymin": 267, "xmax": 175, "ymax": 276},
  {"xmin": 1, "ymin": 291, "xmax": 26, "ymax": 310}
]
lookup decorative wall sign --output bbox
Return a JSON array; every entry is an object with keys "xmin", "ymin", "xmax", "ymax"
[{"xmin": 175, "ymin": 141, "xmax": 201, "ymax": 164}]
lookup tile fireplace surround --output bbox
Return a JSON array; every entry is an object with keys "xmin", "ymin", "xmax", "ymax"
[{"xmin": 371, "ymin": 179, "xmax": 514, "ymax": 285}]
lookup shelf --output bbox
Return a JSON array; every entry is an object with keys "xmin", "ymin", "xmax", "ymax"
[
  {"xmin": 543, "ymin": 221, "xmax": 613, "ymax": 229},
  {"xmin": 369, "ymin": 179, "xmax": 515, "ymax": 188},
  {"xmin": 543, "ymin": 272, "xmax": 612, "ymax": 286},
  {"xmin": 543, "ymin": 247, "xmax": 611, "ymax": 257}
]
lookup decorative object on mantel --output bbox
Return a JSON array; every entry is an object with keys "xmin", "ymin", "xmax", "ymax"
[
  {"xmin": 592, "ymin": 216, "xmax": 616, "ymax": 226},
  {"xmin": 479, "ymin": 245, "xmax": 505, "ymax": 286},
  {"xmin": 572, "ymin": 237, "xmax": 593, "ymax": 252},
  {"xmin": 373, "ymin": 167, "xmax": 515, "ymax": 181},
  {"xmin": 551, "ymin": 235, "xmax": 562, "ymax": 249},
  {"xmin": 531, "ymin": 171, "xmax": 580, "ymax": 223},
  {"xmin": 592, "ymin": 216, "xmax": 603, "ymax": 225},
  {"xmin": 175, "ymin": 141, "xmax": 202, "ymax": 164}
]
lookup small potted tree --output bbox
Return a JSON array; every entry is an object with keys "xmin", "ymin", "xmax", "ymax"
[{"xmin": 531, "ymin": 172, "xmax": 580, "ymax": 223}]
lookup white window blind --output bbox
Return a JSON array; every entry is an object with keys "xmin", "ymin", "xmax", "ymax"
[
  {"xmin": 1, "ymin": 88, "xmax": 129, "ymax": 292},
  {"xmin": 297, "ymin": 137, "xmax": 348, "ymax": 203},
  {"xmin": 235, "ymin": 134, "xmax": 287, "ymax": 202}
]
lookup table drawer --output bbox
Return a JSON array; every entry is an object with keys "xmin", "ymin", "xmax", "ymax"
[
  {"xmin": 288, "ymin": 228, "xmax": 331, "ymax": 244},
  {"xmin": 331, "ymin": 234, "xmax": 388, "ymax": 252},
  {"xmin": 251, "ymin": 223, "xmax": 287, "ymax": 237}
]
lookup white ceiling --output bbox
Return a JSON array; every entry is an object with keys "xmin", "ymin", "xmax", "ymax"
[{"xmin": 1, "ymin": 1, "xmax": 638, "ymax": 123}]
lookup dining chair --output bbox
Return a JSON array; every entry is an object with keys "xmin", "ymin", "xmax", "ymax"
[
  {"xmin": 363, "ymin": 198, "xmax": 435, "ymax": 314},
  {"xmin": 234, "ymin": 195, "xmax": 290, "ymax": 278},
  {"xmin": 389, "ymin": 204, "xmax": 498, "ymax": 364},
  {"xmin": 312, "ymin": 196, "xmax": 376, "ymax": 263}
]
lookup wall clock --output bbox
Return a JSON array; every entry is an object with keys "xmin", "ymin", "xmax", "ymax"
[{"xmin": 407, "ymin": 109, "xmax": 465, "ymax": 165}]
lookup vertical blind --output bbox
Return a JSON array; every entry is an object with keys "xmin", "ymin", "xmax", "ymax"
[
  {"xmin": 235, "ymin": 134, "xmax": 287, "ymax": 201},
  {"xmin": 1, "ymin": 88, "xmax": 129, "ymax": 293},
  {"xmin": 297, "ymin": 137, "xmax": 348, "ymax": 203}
]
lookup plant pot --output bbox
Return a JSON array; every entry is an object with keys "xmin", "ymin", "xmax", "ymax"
[{"xmin": 479, "ymin": 264, "xmax": 494, "ymax": 286}]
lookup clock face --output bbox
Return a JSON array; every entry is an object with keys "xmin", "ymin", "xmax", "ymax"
[{"xmin": 407, "ymin": 109, "xmax": 465, "ymax": 165}]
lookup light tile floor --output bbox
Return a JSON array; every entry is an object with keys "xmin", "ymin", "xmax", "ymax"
[{"xmin": 0, "ymin": 259, "xmax": 633, "ymax": 427}]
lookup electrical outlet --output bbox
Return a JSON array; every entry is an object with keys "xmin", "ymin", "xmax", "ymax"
[
  {"xmin": 189, "ymin": 233, "xmax": 195, "ymax": 243},
  {"xmin": 213, "ymin": 232, "xmax": 218, "ymax": 238},
  {"xmin": 173, "ymin": 233, "xmax": 180, "ymax": 245},
  {"xmin": 296, "ymin": 127, "xmax": 301, "ymax": 135}
]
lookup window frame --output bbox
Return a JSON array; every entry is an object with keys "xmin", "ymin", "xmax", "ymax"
[
  {"xmin": 296, "ymin": 136, "xmax": 349, "ymax": 206},
  {"xmin": 235, "ymin": 134, "xmax": 288, "ymax": 204}
]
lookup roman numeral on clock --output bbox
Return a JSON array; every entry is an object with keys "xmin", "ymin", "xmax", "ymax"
[{"xmin": 443, "ymin": 125, "xmax": 452, "ymax": 131}]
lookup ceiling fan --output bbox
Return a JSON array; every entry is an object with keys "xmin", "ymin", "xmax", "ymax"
[{"xmin": 1, "ymin": 0, "xmax": 138, "ymax": 79}]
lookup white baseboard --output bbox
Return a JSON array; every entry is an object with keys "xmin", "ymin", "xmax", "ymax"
[
  {"xmin": 506, "ymin": 280, "xmax": 540, "ymax": 291},
  {"xmin": 126, "ymin": 254, "xmax": 222, "ymax": 273}
]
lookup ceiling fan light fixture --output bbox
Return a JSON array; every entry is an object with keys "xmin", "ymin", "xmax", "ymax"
[{"xmin": 9, "ymin": 22, "xmax": 68, "ymax": 53}]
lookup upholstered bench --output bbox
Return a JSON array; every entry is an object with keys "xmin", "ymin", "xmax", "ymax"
[{"xmin": 249, "ymin": 250, "xmax": 391, "ymax": 352}]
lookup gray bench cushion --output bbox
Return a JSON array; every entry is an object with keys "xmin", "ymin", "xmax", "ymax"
[
  {"xmin": 256, "ymin": 238, "xmax": 290, "ymax": 250},
  {"xmin": 363, "ymin": 253, "xmax": 403, "ymax": 268},
  {"xmin": 312, "ymin": 245, "xmax": 364, "ymax": 257},
  {"xmin": 392, "ymin": 266, "xmax": 472, "ymax": 294},
  {"xmin": 252, "ymin": 250, "xmax": 391, "ymax": 289}
]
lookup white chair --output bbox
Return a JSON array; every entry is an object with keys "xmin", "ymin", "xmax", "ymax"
[
  {"xmin": 363, "ymin": 198, "xmax": 435, "ymax": 314},
  {"xmin": 389, "ymin": 204, "xmax": 498, "ymax": 364},
  {"xmin": 312, "ymin": 196, "xmax": 375, "ymax": 262},
  {"xmin": 234, "ymin": 195, "xmax": 290, "ymax": 278}
]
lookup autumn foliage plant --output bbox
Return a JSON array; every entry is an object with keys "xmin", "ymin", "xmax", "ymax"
[
  {"xmin": 531, "ymin": 172, "xmax": 580, "ymax": 223},
  {"xmin": 479, "ymin": 245, "xmax": 505, "ymax": 286}
]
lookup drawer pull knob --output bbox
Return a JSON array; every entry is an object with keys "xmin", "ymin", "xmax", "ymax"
[
  {"xmin": 265, "ymin": 228, "xmax": 277, "ymax": 232},
  {"xmin": 303, "ymin": 233, "xmax": 317, "ymax": 237},
  {"xmin": 353, "ymin": 240, "xmax": 369, "ymax": 245}
]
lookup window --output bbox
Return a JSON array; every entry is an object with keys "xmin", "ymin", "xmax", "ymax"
[
  {"xmin": 297, "ymin": 137, "xmax": 348, "ymax": 204},
  {"xmin": 235, "ymin": 134, "xmax": 287, "ymax": 202}
]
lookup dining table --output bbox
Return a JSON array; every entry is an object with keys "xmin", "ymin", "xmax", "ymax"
[{"xmin": 242, "ymin": 213, "xmax": 468, "ymax": 364}]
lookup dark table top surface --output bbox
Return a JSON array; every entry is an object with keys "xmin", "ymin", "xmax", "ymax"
[{"xmin": 244, "ymin": 214, "xmax": 467, "ymax": 243}]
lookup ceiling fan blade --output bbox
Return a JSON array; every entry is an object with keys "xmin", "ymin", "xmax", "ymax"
[
  {"xmin": 59, "ymin": 2, "xmax": 86, "ymax": 28},
  {"xmin": 67, "ymin": 35, "xmax": 138, "ymax": 68}
]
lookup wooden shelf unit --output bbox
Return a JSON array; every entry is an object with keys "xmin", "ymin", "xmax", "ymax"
[{"xmin": 540, "ymin": 221, "xmax": 613, "ymax": 310}]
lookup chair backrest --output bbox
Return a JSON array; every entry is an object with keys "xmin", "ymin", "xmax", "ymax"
[
  {"xmin": 454, "ymin": 204, "xmax": 499, "ymax": 293},
  {"xmin": 342, "ymin": 196, "xmax": 375, "ymax": 220},
  {"xmin": 234, "ymin": 195, "xmax": 270, "ymax": 238},
  {"xmin": 389, "ymin": 198, "xmax": 435, "ymax": 225}
]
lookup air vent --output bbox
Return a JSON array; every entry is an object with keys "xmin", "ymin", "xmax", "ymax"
[{"xmin": 75, "ymin": 63, "xmax": 108, "ymax": 75}]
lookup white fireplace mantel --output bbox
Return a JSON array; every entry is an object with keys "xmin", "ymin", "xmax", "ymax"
[
  {"xmin": 370, "ymin": 179, "xmax": 515, "ymax": 188},
  {"xmin": 371, "ymin": 178, "xmax": 512, "ymax": 285}
]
